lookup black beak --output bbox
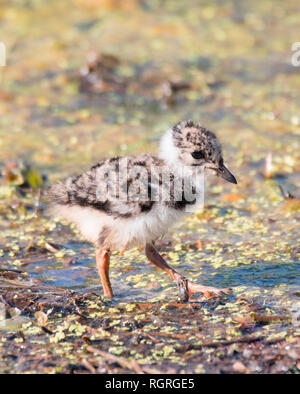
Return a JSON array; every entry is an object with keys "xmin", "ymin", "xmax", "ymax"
[{"xmin": 217, "ymin": 163, "xmax": 237, "ymax": 184}]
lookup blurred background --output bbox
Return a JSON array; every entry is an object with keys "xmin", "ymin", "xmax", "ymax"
[
  {"xmin": 0, "ymin": 0, "xmax": 299, "ymax": 301},
  {"xmin": 0, "ymin": 0, "xmax": 299, "ymax": 175}
]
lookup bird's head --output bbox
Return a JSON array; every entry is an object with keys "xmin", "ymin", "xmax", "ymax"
[{"xmin": 159, "ymin": 120, "xmax": 237, "ymax": 184}]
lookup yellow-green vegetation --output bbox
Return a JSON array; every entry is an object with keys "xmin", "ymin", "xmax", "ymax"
[{"xmin": 0, "ymin": 0, "xmax": 299, "ymax": 374}]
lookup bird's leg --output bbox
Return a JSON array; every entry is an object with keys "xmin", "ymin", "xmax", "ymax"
[
  {"xmin": 96, "ymin": 248, "xmax": 113, "ymax": 298},
  {"xmin": 145, "ymin": 243, "xmax": 231, "ymax": 302},
  {"xmin": 145, "ymin": 243, "xmax": 183, "ymax": 281}
]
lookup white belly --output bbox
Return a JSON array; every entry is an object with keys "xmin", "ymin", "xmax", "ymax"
[
  {"xmin": 114, "ymin": 204, "xmax": 186, "ymax": 249},
  {"xmin": 52, "ymin": 203, "xmax": 187, "ymax": 250}
]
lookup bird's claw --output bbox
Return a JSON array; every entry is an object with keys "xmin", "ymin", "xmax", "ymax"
[
  {"xmin": 177, "ymin": 278, "xmax": 232, "ymax": 301},
  {"xmin": 200, "ymin": 287, "xmax": 232, "ymax": 299},
  {"xmin": 189, "ymin": 282, "xmax": 232, "ymax": 299},
  {"xmin": 177, "ymin": 277, "xmax": 189, "ymax": 303}
]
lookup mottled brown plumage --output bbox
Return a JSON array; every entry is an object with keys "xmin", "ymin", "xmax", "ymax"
[{"xmin": 49, "ymin": 120, "xmax": 237, "ymax": 300}]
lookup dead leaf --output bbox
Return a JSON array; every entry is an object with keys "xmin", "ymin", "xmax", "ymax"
[
  {"xmin": 222, "ymin": 194, "xmax": 243, "ymax": 202},
  {"xmin": 196, "ymin": 240, "xmax": 203, "ymax": 250},
  {"xmin": 233, "ymin": 361, "xmax": 247, "ymax": 373},
  {"xmin": 35, "ymin": 311, "xmax": 48, "ymax": 326}
]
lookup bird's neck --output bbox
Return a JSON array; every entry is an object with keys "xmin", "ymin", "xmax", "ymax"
[
  {"xmin": 158, "ymin": 129, "xmax": 204, "ymax": 182},
  {"xmin": 158, "ymin": 129, "xmax": 178, "ymax": 168}
]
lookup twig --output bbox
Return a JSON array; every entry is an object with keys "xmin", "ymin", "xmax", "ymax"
[
  {"xmin": 252, "ymin": 313, "xmax": 292, "ymax": 324},
  {"xmin": 44, "ymin": 242, "xmax": 60, "ymax": 253},
  {"xmin": 86, "ymin": 345, "xmax": 144, "ymax": 374},
  {"xmin": 25, "ymin": 238, "xmax": 34, "ymax": 253},
  {"xmin": 81, "ymin": 358, "xmax": 96, "ymax": 374},
  {"xmin": 177, "ymin": 336, "xmax": 263, "ymax": 352},
  {"xmin": 279, "ymin": 185, "xmax": 295, "ymax": 200},
  {"xmin": 0, "ymin": 294, "xmax": 11, "ymax": 307},
  {"xmin": 145, "ymin": 331, "xmax": 189, "ymax": 340}
]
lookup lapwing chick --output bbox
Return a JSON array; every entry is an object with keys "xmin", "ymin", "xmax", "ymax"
[{"xmin": 50, "ymin": 120, "xmax": 237, "ymax": 301}]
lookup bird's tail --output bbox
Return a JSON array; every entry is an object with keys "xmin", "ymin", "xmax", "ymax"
[{"xmin": 49, "ymin": 180, "xmax": 70, "ymax": 205}]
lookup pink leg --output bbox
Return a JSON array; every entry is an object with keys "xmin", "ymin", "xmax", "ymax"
[
  {"xmin": 145, "ymin": 243, "xmax": 231, "ymax": 301},
  {"xmin": 96, "ymin": 248, "xmax": 113, "ymax": 298}
]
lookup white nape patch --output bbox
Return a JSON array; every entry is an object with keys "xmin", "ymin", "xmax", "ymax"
[
  {"xmin": 159, "ymin": 128, "xmax": 179, "ymax": 167},
  {"xmin": 159, "ymin": 128, "xmax": 203, "ymax": 181},
  {"xmin": 51, "ymin": 203, "xmax": 186, "ymax": 251}
]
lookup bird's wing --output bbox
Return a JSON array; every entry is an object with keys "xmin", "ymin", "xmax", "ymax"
[{"xmin": 51, "ymin": 154, "xmax": 165, "ymax": 218}]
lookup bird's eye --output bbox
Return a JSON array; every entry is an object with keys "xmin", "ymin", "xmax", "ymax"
[{"xmin": 191, "ymin": 151, "xmax": 204, "ymax": 160}]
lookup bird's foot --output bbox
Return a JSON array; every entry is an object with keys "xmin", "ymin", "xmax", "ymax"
[
  {"xmin": 188, "ymin": 282, "xmax": 232, "ymax": 299},
  {"xmin": 177, "ymin": 277, "xmax": 189, "ymax": 302},
  {"xmin": 177, "ymin": 277, "xmax": 231, "ymax": 302}
]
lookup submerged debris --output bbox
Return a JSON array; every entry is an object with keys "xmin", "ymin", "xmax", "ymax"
[
  {"xmin": 0, "ymin": 270, "xmax": 299, "ymax": 373},
  {"xmin": 78, "ymin": 51, "xmax": 193, "ymax": 106},
  {"xmin": 79, "ymin": 52, "xmax": 127, "ymax": 94}
]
